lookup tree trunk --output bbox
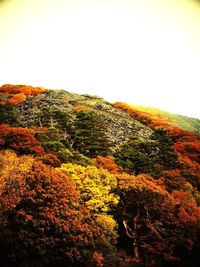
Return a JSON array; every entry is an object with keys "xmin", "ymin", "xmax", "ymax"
[
  {"xmin": 133, "ymin": 207, "xmax": 140, "ymax": 261},
  {"xmin": 123, "ymin": 207, "xmax": 140, "ymax": 261}
]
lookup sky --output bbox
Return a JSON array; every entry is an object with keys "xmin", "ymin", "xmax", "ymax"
[{"xmin": 0, "ymin": 0, "xmax": 200, "ymax": 118}]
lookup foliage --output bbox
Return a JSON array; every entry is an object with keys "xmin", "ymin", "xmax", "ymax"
[
  {"xmin": 57, "ymin": 149, "xmax": 92, "ymax": 166},
  {"xmin": 58, "ymin": 163, "xmax": 119, "ymax": 213},
  {"xmin": 115, "ymin": 137, "xmax": 159, "ymax": 176},
  {"xmin": 115, "ymin": 102, "xmax": 200, "ymax": 134},
  {"xmin": 0, "ymin": 87, "xmax": 200, "ymax": 266},
  {"xmin": 116, "ymin": 172, "xmax": 200, "ymax": 265},
  {"xmin": 0, "ymin": 105, "xmax": 19, "ymax": 125},
  {"xmin": 0, "ymin": 157, "xmax": 117, "ymax": 266},
  {"xmin": 0, "ymin": 125, "xmax": 44, "ymax": 155},
  {"xmin": 0, "ymin": 84, "xmax": 46, "ymax": 106},
  {"xmin": 73, "ymin": 111, "xmax": 111, "ymax": 157},
  {"xmin": 92, "ymin": 155, "xmax": 122, "ymax": 174}
]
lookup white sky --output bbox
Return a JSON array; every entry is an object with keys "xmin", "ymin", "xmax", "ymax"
[{"xmin": 0, "ymin": 0, "xmax": 200, "ymax": 118}]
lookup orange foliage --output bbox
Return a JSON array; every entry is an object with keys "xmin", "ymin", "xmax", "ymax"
[
  {"xmin": 0, "ymin": 124, "xmax": 44, "ymax": 155},
  {"xmin": 114, "ymin": 102, "xmax": 172, "ymax": 129},
  {"xmin": 178, "ymin": 155, "xmax": 200, "ymax": 186},
  {"xmin": 31, "ymin": 126, "xmax": 49, "ymax": 133},
  {"xmin": 73, "ymin": 105, "xmax": 90, "ymax": 112},
  {"xmin": 174, "ymin": 141, "xmax": 200, "ymax": 163},
  {"xmin": 172, "ymin": 190, "xmax": 200, "ymax": 223},
  {"xmin": 0, "ymin": 124, "xmax": 10, "ymax": 145},
  {"xmin": 0, "ymin": 84, "xmax": 46, "ymax": 105},
  {"xmin": 0, "ymin": 84, "xmax": 46, "ymax": 95},
  {"xmin": 92, "ymin": 155, "xmax": 123, "ymax": 174},
  {"xmin": 8, "ymin": 93, "xmax": 27, "ymax": 105}
]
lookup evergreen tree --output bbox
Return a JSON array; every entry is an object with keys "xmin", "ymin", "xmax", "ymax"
[
  {"xmin": 0, "ymin": 104, "xmax": 19, "ymax": 125},
  {"xmin": 73, "ymin": 111, "xmax": 111, "ymax": 157},
  {"xmin": 151, "ymin": 128, "xmax": 180, "ymax": 170},
  {"xmin": 115, "ymin": 136, "xmax": 159, "ymax": 176}
]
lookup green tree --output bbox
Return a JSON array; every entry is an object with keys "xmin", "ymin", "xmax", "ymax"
[
  {"xmin": 0, "ymin": 104, "xmax": 19, "ymax": 125},
  {"xmin": 115, "ymin": 136, "xmax": 159, "ymax": 176},
  {"xmin": 151, "ymin": 128, "xmax": 179, "ymax": 170},
  {"xmin": 74, "ymin": 111, "xmax": 111, "ymax": 157}
]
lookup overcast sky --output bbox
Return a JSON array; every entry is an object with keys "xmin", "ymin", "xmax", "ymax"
[{"xmin": 0, "ymin": 0, "xmax": 200, "ymax": 118}]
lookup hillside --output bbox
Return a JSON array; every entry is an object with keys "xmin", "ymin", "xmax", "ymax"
[
  {"xmin": 0, "ymin": 84, "xmax": 200, "ymax": 267},
  {"xmin": 128, "ymin": 104, "xmax": 200, "ymax": 133}
]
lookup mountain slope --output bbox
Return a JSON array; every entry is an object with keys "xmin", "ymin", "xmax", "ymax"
[
  {"xmin": 0, "ymin": 84, "xmax": 200, "ymax": 267},
  {"xmin": 126, "ymin": 104, "xmax": 200, "ymax": 133},
  {"xmin": 11, "ymin": 87, "xmax": 153, "ymax": 150}
]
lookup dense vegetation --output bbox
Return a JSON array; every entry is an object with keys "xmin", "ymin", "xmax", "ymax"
[{"xmin": 0, "ymin": 85, "xmax": 200, "ymax": 267}]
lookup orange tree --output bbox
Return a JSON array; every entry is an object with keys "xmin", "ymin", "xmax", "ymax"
[
  {"xmin": 115, "ymin": 172, "xmax": 200, "ymax": 266},
  {"xmin": 0, "ymin": 158, "xmax": 116, "ymax": 267}
]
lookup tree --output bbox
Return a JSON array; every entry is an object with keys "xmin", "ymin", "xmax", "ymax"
[
  {"xmin": 73, "ymin": 111, "xmax": 111, "ymax": 157},
  {"xmin": 92, "ymin": 156, "xmax": 122, "ymax": 174},
  {"xmin": 58, "ymin": 163, "xmax": 119, "ymax": 214},
  {"xmin": 4, "ymin": 127, "xmax": 44, "ymax": 155},
  {"xmin": 0, "ymin": 159, "xmax": 115, "ymax": 267},
  {"xmin": 151, "ymin": 128, "xmax": 180, "ymax": 170},
  {"xmin": 0, "ymin": 105, "xmax": 19, "ymax": 125},
  {"xmin": 115, "ymin": 136, "xmax": 159, "ymax": 176},
  {"xmin": 115, "ymin": 172, "xmax": 200, "ymax": 265}
]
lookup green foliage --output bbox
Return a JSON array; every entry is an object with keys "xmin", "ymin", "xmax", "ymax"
[
  {"xmin": 42, "ymin": 140, "xmax": 65, "ymax": 153},
  {"xmin": 35, "ymin": 131, "xmax": 50, "ymax": 143},
  {"xmin": 115, "ymin": 136, "xmax": 160, "ymax": 176},
  {"xmin": 115, "ymin": 129, "xmax": 180, "ymax": 176},
  {"xmin": 0, "ymin": 104, "xmax": 19, "ymax": 125},
  {"xmin": 57, "ymin": 148, "xmax": 92, "ymax": 166},
  {"xmin": 74, "ymin": 111, "xmax": 111, "ymax": 157},
  {"xmin": 151, "ymin": 128, "xmax": 180, "ymax": 170},
  {"xmin": 37, "ymin": 107, "xmax": 74, "ymax": 142},
  {"xmin": 170, "ymin": 114, "xmax": 200, "ymax": 133}
]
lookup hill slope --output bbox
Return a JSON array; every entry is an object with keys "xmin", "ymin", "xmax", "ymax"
[
  {"xmin": 0, "ymin": 84, "xmax": 200, "ymax": 267},
  {"xmin": 130, "ymin": 104, "xmax": 200, "ymax": 133}
]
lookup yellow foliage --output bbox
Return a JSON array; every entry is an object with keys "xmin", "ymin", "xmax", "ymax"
[
  {"xmin": 96, "ymin": 214, "xmax": 117, "ymax": 232},
  {"xmin": 0, "ymin": 150, "xmax": 34, "ymax": 195},
  {"xmin": 58, "ymin": 163, "xmax": 119, "ymax": 213}
]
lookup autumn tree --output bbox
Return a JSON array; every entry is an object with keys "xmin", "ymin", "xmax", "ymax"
[
  {"xmin": 92, "ymin": 155, "xmax": 122, "ymax": 174},
  {"xmin": 115, "ymin": 171, "xmax": 200, "ymax": 266},
  {"xmin": 0, "ymin": 159, "xmax": 117, "ymax": 267},
  {"xmin": 58, "ymin": 163, "xmax": 119, "ymax": 214},
  {"xmin": 3, "ymin": 127, "xmax": 44, "ymax": 155}
]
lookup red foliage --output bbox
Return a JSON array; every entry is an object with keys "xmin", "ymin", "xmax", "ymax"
[
  {"xmin": 92, "ymin": 155, "xmax": 123, "ymax": 174},
  {"xmin": 0, "ymin": 124, "xmax": 10, "ymax": 145},
  {"xmin": 174, "ymin": 141, "xmax": 200, "ymax": 164},
  {"xmin": 39, "ymin": 153, "xmax": 61, "ymax": 167},
  {"xmin": 0, "ymin": 124, "xmax": 44, "ymax": 155},
  {"xmin": 172, "ymin": 190, "xmax": 200, "ymax": 223},
  {"xmin": 0, "ymin": 160, "xmax": 95, "ymax": 266}
]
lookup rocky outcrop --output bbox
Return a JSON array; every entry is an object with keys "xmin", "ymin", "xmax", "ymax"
[{"xmin": 17, "ymin": 89, "xmax": 153, "ymax": 150}]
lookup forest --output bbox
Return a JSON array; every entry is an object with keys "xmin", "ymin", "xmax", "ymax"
[{"xmin": 0, "ymin": 84, "xmax": 200, "ymax": 267}]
